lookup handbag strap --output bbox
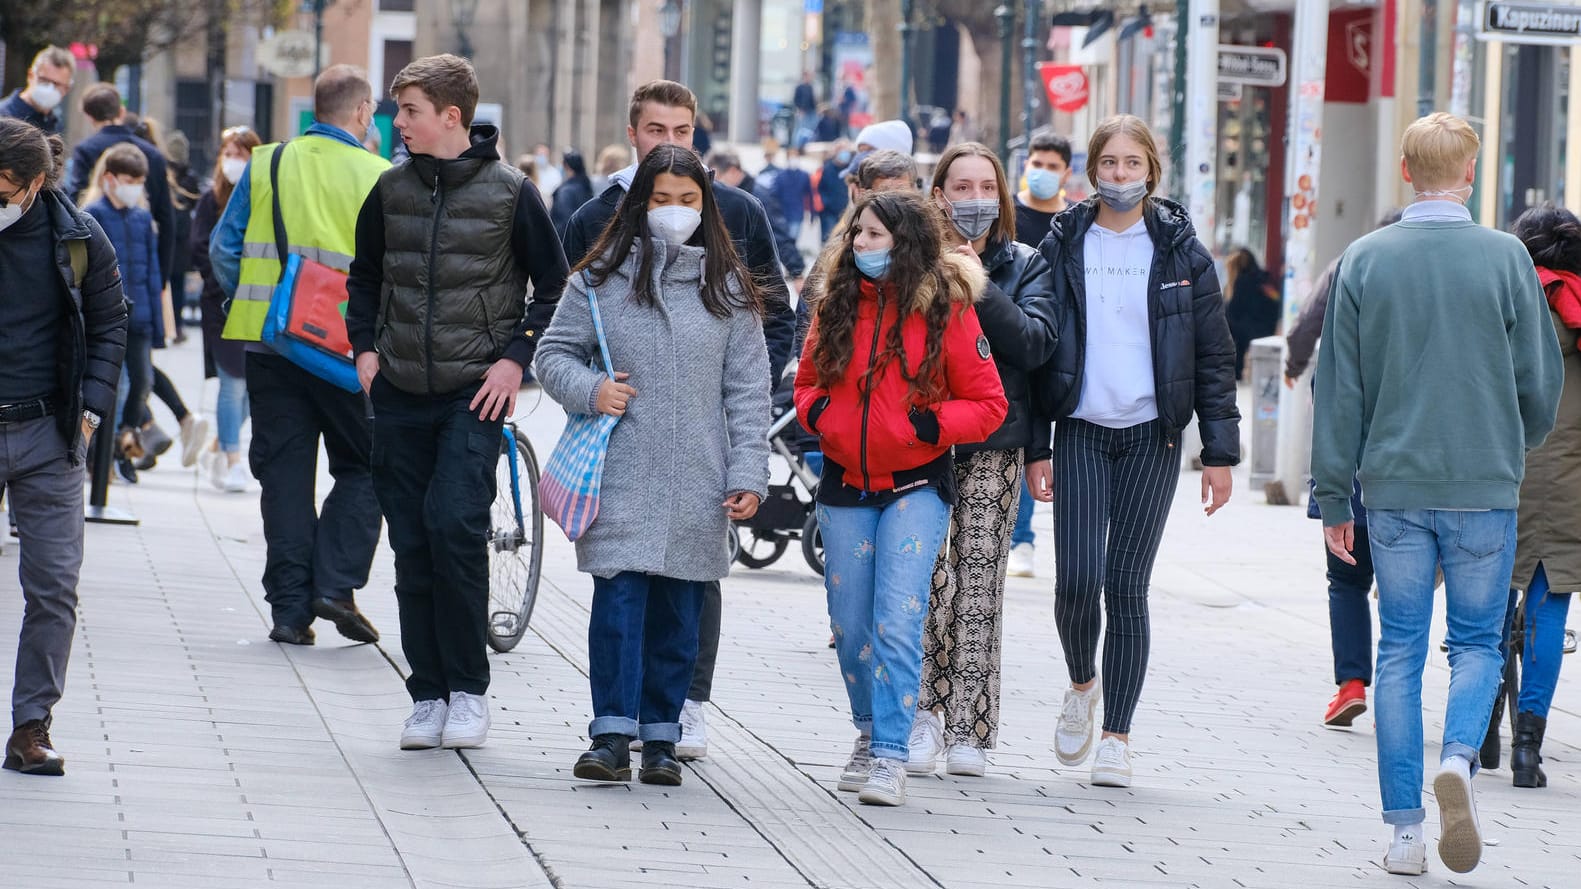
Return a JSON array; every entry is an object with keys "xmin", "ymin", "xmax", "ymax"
[
  {"xmin": 583, "ymin": 271, "xmax": 615, "ymax": 378},
  {"xmin": 268, "ymin": 141, "xmax": 291, "ymax": 282}
]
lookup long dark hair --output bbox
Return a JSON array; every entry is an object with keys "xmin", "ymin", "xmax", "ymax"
[
  {"xmin": 813, "ymin": 189, "xmax": 951, "ymax": 402},
  {"xmin": 0, "ymin": 117, "xmax": 65, "ymax": 192},
  {"xmin": 574, "ymin": 143, "xmax": 760, "ymax": 319},
  {"xmin": 1512, "ymin": 203, "xmax": 1581, "ymax": 276}
]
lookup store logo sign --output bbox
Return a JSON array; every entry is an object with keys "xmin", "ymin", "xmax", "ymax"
[
  {"xmin": 1217, "ymin": 45, "xmax": 1287, "ymax": 87},
  {"xmin": 1038, "ymin": 64, "xmax": 1090, "ymax": 113}
]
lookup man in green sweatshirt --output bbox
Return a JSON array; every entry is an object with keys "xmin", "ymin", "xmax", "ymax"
[{"xmin": 1312, "ymin": 112, "xmax": 1563, "ymax": 878}]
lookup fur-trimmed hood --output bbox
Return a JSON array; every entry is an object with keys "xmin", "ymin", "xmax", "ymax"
[{"xmin": 883, "ymin": 248, "xmax": 987, "ymax": 314}]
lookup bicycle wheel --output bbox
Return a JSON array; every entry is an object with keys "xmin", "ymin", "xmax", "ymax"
[
  {"xmin": 801, "ymin": 510, "xmax": 824, "ymax": 576},
  {"xmin": 486, "ymin": 430, "xmax": 544, "ymax": 653},
  {"xmin": 736, "ymin": 528, "xmax": 789, "ymax": 568}
]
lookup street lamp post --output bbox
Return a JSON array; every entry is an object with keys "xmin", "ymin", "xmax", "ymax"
[
  {"xmin": 1021, "ymin": 0, "xmax": 1041, "ymax": 140},
  {"xmin": 995, "ymin": 3, "xmax": 1014, "ymax": 162},
  {"xmin": 307, "ymin": 0, "xmax": 329, "ymax": 82},
  {"xmin": 453, "ymin": 0, "xmax": 481, "ymax": 59},
  {"xmin": 899, "ymin": 0, "xmax": 915, "ymax": 127},
  {"xmin": 660, "ymin": 0, "xmax": 684, "ymax": 82}
]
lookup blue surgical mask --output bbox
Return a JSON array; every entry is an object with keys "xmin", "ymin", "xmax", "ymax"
[
  {"xmin": 854, "ymin": 247, "xmax": 891, "ymax": 279},
  {"xmin": 836, "ymin": 150, "xmax": 853, "ymax": 165},
  {"xmin": 1026, "ymin": 168, "xmax": 1062, "ymax": 201}
]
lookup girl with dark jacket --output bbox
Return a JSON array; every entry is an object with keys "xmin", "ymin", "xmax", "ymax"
[
  {"xmin": 908, "ymin": 143, "xmax": 1057, "ymax": 778},
  {"xmin": 190, "ymin": 124, "xmax": 261, "ymax": 492},
  {"xmin": 1223, "ymin": 246, "xmax": 1281, "ymax": 379},
  {"xmin": 1027, "ymin": 114, "xmax": 1239, "ymax": 788},
  {"xmin": 796, "ymin": 189, "xmax": 1007, "ymax": 807},
  {"xmin": 549, "ymin": 149, "xmax": 594, "ymax": 240}
]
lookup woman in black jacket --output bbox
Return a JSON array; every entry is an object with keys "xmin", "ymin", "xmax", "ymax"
[
  {"xmin": 907, "ymin": 143, "xmax": 1058, "ymax": 779},
  {"xmin": 1027, "ymin": 115, "xmax": 1239, "ymax": 788},
  {"xmin": 549, "ymin": 149, "xmax": 594, "ymax": 240}
]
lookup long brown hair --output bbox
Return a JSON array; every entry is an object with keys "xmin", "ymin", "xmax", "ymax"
[
  {"xmin": 212, "ymin": 125, "xmax": 261, "ymax": 211},
  {"xmin": 575, "ymin": 143, "xmax": 760, "ymax": 318},
  {"xmin": 812, "ymin": 189, "xmax": 952, "ymax": 403},
  {"xmin": 1087, "ymin": 114, "xmax": 1163, "ymax": 196},
  {"xmin": 930, "ymin": 141, "xmax": 1016, "ymax": 245}
]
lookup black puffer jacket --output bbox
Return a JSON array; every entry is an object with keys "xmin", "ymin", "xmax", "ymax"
[
  {"xmin": 1029, "ymin": 196, "xmax": 1240, "ymax": 466},
  {"xmin": 959, "ymin": 237, "xmax": 1058, "ymax": 455}
]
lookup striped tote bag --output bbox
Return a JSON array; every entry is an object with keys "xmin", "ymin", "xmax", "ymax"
[{"xmin": 540, "ymin": 276, "xmax": 621, "ymax": 541}]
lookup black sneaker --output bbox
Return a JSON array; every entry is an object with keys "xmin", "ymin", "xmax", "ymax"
[
  {"xmin": 114, "ymin": 455, "xmax": 139, "ymax": 484},
  {"xmin": 268, "ymin": 625, "xmax": 316, "ymax": 646},
  {"xmin": 574, "ymin": 733, "xmax": 632, "ymax": 781},
  {"xmin": 640, "ymin": 740, "xmax": 683, "ymax": 786},
  {"xmin": 312, "ymin": 597, "xmax": 380, "ymax": 644}
]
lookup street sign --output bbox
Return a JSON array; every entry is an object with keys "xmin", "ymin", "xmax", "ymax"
[
  {"xmin": 1477, "ymin": 1, "xmax": 1581, "ymax": 44},
  {"xmin": 1217, "ymin": 45, "xmax": 1288, "ymax": 87},
  {"xmin": 1218, "ymin": 81, "xmax": 1244, "ymax": 102},
  {"xmin": 257, "ymin": 30, "xmax": 326, "ymax": 79}
]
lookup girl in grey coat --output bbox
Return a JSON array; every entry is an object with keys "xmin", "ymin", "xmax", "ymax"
[{"xmin": 534, "ymin": 144, "xmax": 771, "ymax": 787}]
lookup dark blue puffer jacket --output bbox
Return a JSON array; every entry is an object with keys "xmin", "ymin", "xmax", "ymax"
[{"xmin": 86, "ymin": 197, "xmax": 164, "ymax": 345}]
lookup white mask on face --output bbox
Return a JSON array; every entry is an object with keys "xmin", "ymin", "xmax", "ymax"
[
  {"xmin": 28, "ymin": 81, "xmax": 62, "ymax": 113},
  {"xmin": 648, "ymin": 205, "xmax": 703, "ymax": 248},
  {"xmin": 220, "ymin": 157, "xmax": 248, "ymax": 185},
  {"xmin": 0, "ymin": 182, "xmax": 37, "ymax": 234},
  {"xmin": 112, "ymin": 180, "xmax": 144, "ymax": 208}
]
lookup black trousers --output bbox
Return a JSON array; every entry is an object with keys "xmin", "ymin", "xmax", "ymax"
[
  {"xmin": 688, "ymin": 580, "xmax": 722, "ymax": 702},
  {"xmin": 246, "ymin": 351, "xmax": 381, "ymax": 629},
  {"xmin": 370, "ymin": 375, "xmax": 502, "ymax": 702}
]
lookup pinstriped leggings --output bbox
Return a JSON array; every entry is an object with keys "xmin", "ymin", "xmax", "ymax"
[{"xmin": 1053, "ymin": 418, "xmax": 1181, "ymax": 734}]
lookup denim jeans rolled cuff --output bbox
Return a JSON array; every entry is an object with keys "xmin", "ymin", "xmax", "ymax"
[
  {"xmin": 1442, "ymin": 742, "xmax": 1482, "ymax": 776},
  {"xmin": 637, "ymin": 721, "xmax": 682, "ymax": 743},
  {"xmin": 1382, "ymin": 806, "xmax": 1427, "ymax": 826},
  {"xmin": 589, "ymin": 716, "xmax": 638, "ymax": 738}
]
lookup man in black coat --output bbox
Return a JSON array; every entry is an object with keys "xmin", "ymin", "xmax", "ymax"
[{"xmin": 64, "ymin": 83, "xmax": 176, "ymax": 288}]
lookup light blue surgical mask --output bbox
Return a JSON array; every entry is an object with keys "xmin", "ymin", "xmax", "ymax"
[
  {"xmin": 854, "ymin": 247, "xmax": 891, "ymax": 279},
  {"xmin": 1026, "ymin": 168, "xmax": 1062, "ymax": 201}
]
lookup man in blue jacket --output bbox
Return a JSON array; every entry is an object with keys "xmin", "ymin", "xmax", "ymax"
[
  {"xmin": 0, "ymin": 46, "xmax": 73, "ymax": 136},
  {"xmin": 64, "ymin": 84, "xmax": 176, "ymax": 289}
]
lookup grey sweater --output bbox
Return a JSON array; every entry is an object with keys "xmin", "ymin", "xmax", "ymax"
[{"xmin": 534, "ymin": 240, "xmax": 772, "ymax": 581}]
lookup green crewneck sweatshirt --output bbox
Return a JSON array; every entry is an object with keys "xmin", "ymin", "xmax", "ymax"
[{"xmin": 1311, "ymin": 213, "xmax": 1564, "ymax": 526}]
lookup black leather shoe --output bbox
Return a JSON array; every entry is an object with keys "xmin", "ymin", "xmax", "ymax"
[
  {"xmin": 4, "ymin": 718, "xmax": 64, "ymax": 776},
  {"xmin": 269, "ymin": 624, "xmax": 316, "ymax": 645},
  {"xmin": 574, "ymin": 733, "xmax": 632, "ymax": 781},
  {"xmin": 312, "ymin": 597, "xmax": 380, "ymax": 644},
  {"xmin": 1512, "ymin": 711, "xmax": 1547, "ymax": 788},
  {"xmin": 640, "ymin": 740, "xmax": 683, "ymax": 786}
]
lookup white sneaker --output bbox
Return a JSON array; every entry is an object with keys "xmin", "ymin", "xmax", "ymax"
[
  {"xmin": 837, "ymin": 733, "xmax": 872, "ymax": 792},
  {"xmin": 441, "ymin": 691, "xmax": 490, "ymax": 748},
  {"xmin": 1383, "ymin": 832, "xmax": 1428, "ymax": 875},
  {"xmin": 400, "ymin": 698, "xmax": 448, "ymax": 749},
  {"xmin": 1433, "ymin": 758, "xmax": 1482, "ymax": 873},
  {"xmin": 858, "ymin": 757, "xmax": 907, "ymax": 806},
  {"xmin": 676, "ymin": 699, "xmax": 708, "ymax": 760},
  {"xmin": 1008, "ymin": 542, "xmax": 1036, "ymax": 578},
  {"xmin": 179, "ymin": 414, "xmax": 211, "ymax": 468},
  {"xmin": 945, "ymin": 745, "xmax": 987, "ymax": 777},
  {"xmin": 1056, "ymin": 681, "xmax": 1101, "ymax": 766},
  {"xmin": 906, "ymin": 709, "xmax": 942, "ymax": 775},
  {"xmin": 223, "ymin": 461, "xmax": 250, "ymax": 493},
  {"xmin": 1090, "ymin": 736, "xmax": 1133, "ymax": 787}
]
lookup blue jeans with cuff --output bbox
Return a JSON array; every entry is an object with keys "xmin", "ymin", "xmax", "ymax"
[{"xmin": 588, "ymin": 572, "xmax": 705, "ymax": 743}]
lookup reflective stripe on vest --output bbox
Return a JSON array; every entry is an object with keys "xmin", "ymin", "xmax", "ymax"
[{"xmin": 222, "ymin": 137, "xmax": 388, "ymax": 341}]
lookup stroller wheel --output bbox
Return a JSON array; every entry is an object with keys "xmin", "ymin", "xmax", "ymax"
[
  {"xmin": 736, "ymin": 528, "xmax": 789, "ymax": 568},
  {"xmin": 802, "ymin": 511, "xmax": 825, "ymax": 576}
]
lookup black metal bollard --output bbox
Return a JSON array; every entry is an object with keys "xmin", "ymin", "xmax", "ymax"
[{"xmin": 85, "ymin": 424, "xmax": 138, "ymax": 525}]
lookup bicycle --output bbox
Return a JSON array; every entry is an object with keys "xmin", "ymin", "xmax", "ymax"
[{"xmin": 486, "ymin": 421, "xmax": 545, "ymax": 653}]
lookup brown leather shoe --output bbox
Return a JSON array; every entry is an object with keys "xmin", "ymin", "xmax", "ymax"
[{"xmin": 4, "ymin": 718, "xmax": 65, "ymax": 776}]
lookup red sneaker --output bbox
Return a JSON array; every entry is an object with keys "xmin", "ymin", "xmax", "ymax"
[{"xmin": 1324, "ymin": 679, "xmax": 1368, "ymax": 727}]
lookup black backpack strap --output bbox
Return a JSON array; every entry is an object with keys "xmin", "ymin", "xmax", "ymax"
[{"xmin": 269, "ymin": 140, "xmax": 290, "ymax": 282}]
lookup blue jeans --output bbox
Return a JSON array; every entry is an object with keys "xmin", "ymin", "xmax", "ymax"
[
  {"xmin": 1515, "ymin": 562, "xmax": 1573, "ymax": 718},
  {"xmin": 215, "ymin": 364, "xmax": 249, "ymax": 453},
  {"xmin": 818, "ymin": 489, "xmax": 951, "ymax": 760},
  {"xmin": 1327, "ymin": 531, "xmax": 1375, "ymax": 685},
  {"xmin": 1011, "ymin": 482, "xmax": 1035, "ymax": 547},
  {"xmin": 1369, "ymin": 508, "xmax": 1516, "ymax": 824},
  {"xmin": 587, "ymin": 572, "xmax": 704, "ymax": 743}
]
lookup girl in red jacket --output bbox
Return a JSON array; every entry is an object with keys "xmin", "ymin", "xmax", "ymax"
[{"xmin": 795, "ymin": 189, "xmax": 1007, "ymax": 806}]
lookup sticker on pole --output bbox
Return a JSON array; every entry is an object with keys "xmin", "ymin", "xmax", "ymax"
[{"xmin": 1038, "ymin": 64, "xmax": 1090, "ymax": 113}]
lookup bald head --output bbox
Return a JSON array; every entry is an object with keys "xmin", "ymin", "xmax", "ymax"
[{"xmin": 314, "ymin": 65, "xmax": 373, "ymax": 130}]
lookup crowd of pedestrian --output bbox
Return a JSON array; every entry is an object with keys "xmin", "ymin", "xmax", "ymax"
[{"xmin": 0, "ymin": 42, "xmax": 1573, "ymax": 882}]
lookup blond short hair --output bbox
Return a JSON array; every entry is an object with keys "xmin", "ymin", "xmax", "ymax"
[{"xmin": 1401, "ymin": 113, "xmax": 1479, "ymax": 189}]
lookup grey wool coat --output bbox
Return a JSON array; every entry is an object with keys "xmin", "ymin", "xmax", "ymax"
[{"xmin": 534, "ymin": 239, "xmax": 772, "ymax": 582}]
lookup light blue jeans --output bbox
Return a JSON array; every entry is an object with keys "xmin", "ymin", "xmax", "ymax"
[
  {"xmin": 215, "ymin": 365, "xmax": 249, "ymax": 453},
  {"xmin": 1369, "ymin": 508, "xmax": 1516, "ymax": 824},
  {"xmin": 819, "ymin": 489, "xmax": 951, "ymax": 761}
]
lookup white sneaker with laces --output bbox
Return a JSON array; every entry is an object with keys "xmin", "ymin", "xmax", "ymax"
[
  {"xmin": 1007, "ymin": 542, "xmax": 1036, "ymax": 578},
  {"xmin": 179, "ymin": 414, "xmax": 211, "ymax": 468},
  {"xmin": 837, "ymin": 733, "xmax": 872, "ymax": 792},
  {"xmin": 441, "ymin": 691, "xmax": 490, "ymax": 748},
  {"xmin": 224, "ymin": 461, "xmax": 250, "ymax": 493},
  {"xmin": 400, "ymin": 698, "xmax": 448, "ymax": 749},
  {"xmin": 1383, "ymin": 832, "xmax": 1428, "ymax": 875},
  {"xmin": 1056, "ymin": 681, "xmax": 1101, "ymax": 766},
  {"xmin": 945, "ymin": 744, "xmax": 987, "ymax": 777},
  {"xmin": 858, "ymin": 757, "xmax": 907, "ymax": 806},
  {"xmin": 677, "ymin": 699, "xmax": 708, "ymax": 760},
  {"xmin": 1433, "ymin": 757, "xmax": 1482, "ymax": 873},
  {"xmin": 906, "ymin": 709, "xmax": 942, "ymax": 775},
  {"xmin": 1090, "ymin": 736, "xmax": 1133, "ymax": 787}
]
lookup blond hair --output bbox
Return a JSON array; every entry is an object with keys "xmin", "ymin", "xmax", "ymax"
[
  {"xmin": 1401, "ymin": 113, "xmax": 1479, "ymax": 190},
  {"xmin": 1087, "ymin": 114, "xmax": 1163, "ymax": 196}
]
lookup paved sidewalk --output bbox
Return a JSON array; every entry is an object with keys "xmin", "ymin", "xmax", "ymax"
[{"xmin": 1, "ymin": 337, "xmax": 1578, "ymax": 888}]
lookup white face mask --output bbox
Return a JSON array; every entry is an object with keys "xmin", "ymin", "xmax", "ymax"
[
  {"xmin": 648, "ymin": 205, "xmax": 702, "ymax": 248},
  {"xmin": 28, "ymin": 81, "xmax": 62, "ymax": 113},
  {"xmin": 0, "ymin": 182, "xmax": 37, "ymax": 234},
  {"xmin": 111, "ymin": 179, "xmax": 144, "ymax": 208},
  {"xmin": 221, "ymin": 157, "xmax": 248, "ymax": 185}
]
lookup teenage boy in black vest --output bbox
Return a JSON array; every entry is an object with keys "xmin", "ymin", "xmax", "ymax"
[{"xmin": 346, "ymin": 54, "xmax": 569, "ymax": 751}]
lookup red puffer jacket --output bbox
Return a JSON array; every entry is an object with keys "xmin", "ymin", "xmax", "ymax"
[{"xmin": 795, "ymin": 251, "xmax": 1008, "ymax": 493}]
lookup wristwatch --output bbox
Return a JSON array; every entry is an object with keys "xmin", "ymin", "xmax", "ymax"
[{"xmin": 82, "ymin": 410, "xmax": 101, "ymax": 429}]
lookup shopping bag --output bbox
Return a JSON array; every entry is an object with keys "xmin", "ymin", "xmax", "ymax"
[{"xmin": 540, "ymin": 274, "xmax": 620, "ymax": 541}]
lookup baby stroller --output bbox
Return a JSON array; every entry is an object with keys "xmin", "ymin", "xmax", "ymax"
[{"xmin": 731, "ymin": 373, "xmax": 825, "ymax": 575}]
